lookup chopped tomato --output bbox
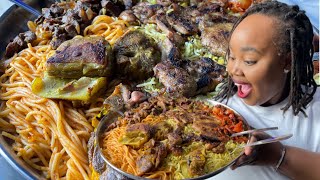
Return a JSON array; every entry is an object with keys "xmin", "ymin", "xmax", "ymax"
[
  {"xmin": 228, "ymin": 0, "xmax": 253, "ymax": 13},
  {"xmin": 233, "ymin": 121, "xmax": 243, "ymax": 133}
]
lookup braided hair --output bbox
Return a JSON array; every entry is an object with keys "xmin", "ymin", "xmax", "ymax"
[{"xmin": 215, "ymin": 1, "xmax": 317, "ymax": 116}]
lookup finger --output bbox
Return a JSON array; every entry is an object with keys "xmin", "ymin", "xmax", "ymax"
[
  {"xmin": 231, "ymin": 153, "xmax": 255, "ymax": 170},
  {"xmin": 244, "ymin": 146, "xmax": 253, "ymax": 155},
  {"xmin": 245, "ymin": 134, "xmax": 258, "ymax": 155},
  {"xmin": 231, "ymin": 154, "xmax": 247, "ymax": 170}
]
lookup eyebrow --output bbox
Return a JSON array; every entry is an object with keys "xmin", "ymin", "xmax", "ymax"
[{"xmin": 240, "ymin": 46, "xmax": 262, "ymax": 54}]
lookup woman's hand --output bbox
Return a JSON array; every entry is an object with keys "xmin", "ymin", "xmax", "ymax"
[{"xmin": 231, "ymin": 131, "xmax": 284, "ymax": 169}]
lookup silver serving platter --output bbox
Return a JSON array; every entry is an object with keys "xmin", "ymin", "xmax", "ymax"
[
  {"xmin": 96, "ymin": 100, "xmax": 250, "ymax": 180},
  {"xmin": 0, "ymin": 1, "xmax": 54, "ymax": 179}
]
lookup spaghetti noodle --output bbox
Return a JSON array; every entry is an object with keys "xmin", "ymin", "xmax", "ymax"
[
  {"xmin": 0, "ymin": 44, "xmax": 103, "ymax": 179},
  {"xmin": 0, "ymin": 10, "xmax": 131, "ymax": 179},
  {"xmin": 84, "ymin": 15, "xmax": 129, "ymax": 45}
]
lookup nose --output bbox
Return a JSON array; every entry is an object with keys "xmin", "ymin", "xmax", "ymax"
[{"xmin": 227, "ymin": 59, "xmax": 243, "ymax": 77}]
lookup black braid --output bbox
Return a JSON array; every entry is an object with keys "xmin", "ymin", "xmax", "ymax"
[{"xmin": 215, "ymin": 1, "xmax": 317, "ymax": 116}]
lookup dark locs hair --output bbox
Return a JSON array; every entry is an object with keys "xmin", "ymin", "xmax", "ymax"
[{"xmin": 215, "ymin": 1, "xmax": 317, "ymax": 116}]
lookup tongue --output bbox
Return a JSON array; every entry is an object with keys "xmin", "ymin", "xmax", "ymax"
[{"xmin": 237, "ymin": 84, "xmax": 252, "ymax": 98}]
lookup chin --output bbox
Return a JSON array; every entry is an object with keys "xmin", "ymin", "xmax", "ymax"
[{"xmin": 241, "ymin": 96, "xmax": 259, "ymax": 106}]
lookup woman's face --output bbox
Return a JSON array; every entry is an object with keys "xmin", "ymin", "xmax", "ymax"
[{"xmin": 227, "ymin": 14, "xmax": 289, "ymax": 106}]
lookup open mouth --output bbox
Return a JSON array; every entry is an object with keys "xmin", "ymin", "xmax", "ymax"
[{"xmin": 235, "ymin": 83, "xmax": 252, "ymax": 98}]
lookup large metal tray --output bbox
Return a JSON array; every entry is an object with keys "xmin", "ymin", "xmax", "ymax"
[{"xmin": 0, "ymin": 1, "xmax": 54, "ymax": 179}]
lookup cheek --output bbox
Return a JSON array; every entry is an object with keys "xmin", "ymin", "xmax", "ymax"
[{"xmin": 250, "ymin": 66, "xmax": 285, "ymax": 103}]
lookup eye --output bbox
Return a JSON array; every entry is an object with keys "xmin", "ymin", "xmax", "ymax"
[
  {"xmin": 244, "ymin": 60, "xmax": 256, "ymax": 66},
  {"xmin": 228, "ymin": 55, "xmax": 236, "ymax": 61}
]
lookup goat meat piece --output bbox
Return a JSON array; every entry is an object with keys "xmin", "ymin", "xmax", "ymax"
[
  {"xmin": 187, "ymin": 149, "xmax": 206, "ymax": 176},
  {"xmin": 4, "ymin": 31, "xmax": 36, "ymax": 58},
  {"xmin": 114, "ymin": 30, "xmax": 161, "ymax": 81},
  {"xmin": 153, "ymin": 121, "xmax": 173, "ymax": 141},
  {"xmin": 46, "ymin": 36, "xmax": 113, "ymax": 78},
  {"xmin": 201, "ymin": 22, "xmax": 233, "ymax": 57},
  {"xmin": 166, "ymin": 8, "xmax": 198, "ymax": 35},
  {"xmin": 119, "ymin": 123, "xmax": 153, "ymax": 149},
  {"xmin": 136, "ymin": 142, "xmax": 167, "ymax": 175},
  {"xmin": 154, "ymin": 63, "xmax": 197, "ymax": 97},
  {"xmin": 101, "ymin": 0, "xmax": 123, "ymax": 17},
  {"xmin": 119, "ymin": 10, "xmax": 138, "ymax": 25}
]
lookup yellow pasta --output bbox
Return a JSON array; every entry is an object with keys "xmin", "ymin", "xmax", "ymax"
[
  {"xmin": 84, "ymin": 15, "xmax": 129, "ymax": 45},
  {"xmin": 0, "ymin": 44, "xmax": 103, "ymax": 179}
]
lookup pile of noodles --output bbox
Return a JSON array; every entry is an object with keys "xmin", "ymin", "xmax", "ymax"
[{"xmin": 0, "ymin": 15, "xmax": 129, "ymax": 179}]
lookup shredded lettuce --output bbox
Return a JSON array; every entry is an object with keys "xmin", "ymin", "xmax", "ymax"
[
  {"xmin": 182, "ymin": 35, "xmax": 225, "ymax": 65},
  {"xmin": 146, "ymin": 0, "xmax": 157, "ymax": 4},
  {"xmin": 136, "ymin": 77, "xmax": 163, "ymax": 94},
  {"xmin": 194, "ymin": 82, "xmax": 224, "ymax": 101},
  {"xmin": 314, "ymin": 73, "xmax": 320, "ymax": 85},
  {"xmin": 136, "ymin": 24, "xmax": 167, "ymax": 44}
]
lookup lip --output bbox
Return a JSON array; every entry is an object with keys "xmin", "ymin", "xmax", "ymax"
[{"xmin": 231, "ymin": 79, "xmax": 249, "ymax": 85}]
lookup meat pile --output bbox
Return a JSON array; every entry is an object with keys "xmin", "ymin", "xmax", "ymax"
[{"xmin": 117, "ymin": 0, "xmax": 235, "ymax": 97}]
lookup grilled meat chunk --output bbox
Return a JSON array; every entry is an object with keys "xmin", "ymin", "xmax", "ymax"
[
  {"xmin": 119, "ymin": 123, "xmax": 153, "ymax": 149},
  {"xmin": 154, "ymin": 63, "xmax": 197, "ymax": 97},
  {"xmin": 200, "ymin": 21, "xmax": 233, "ymax": 57},
  {"xmin": 168, "ymin": 131, "xmax": 183, "ymax": 155},
  {"xmin": 132, "ymin": 2, "xmax": 164, "ymax": 24},
  {"xmin": 187, "ymin": 149, "xmax": 206, "ymax": 176},
  {"xmin": 168, "ymin": 132, "xmax": 183, "ymax": 146},
  {"xmin": 46, "ymin": 36, "xmax": 113, "ymax": 78},
  {"xmin": 100, "ymin": 0, "xmax": 123, "ymax": 17},
  {"xmin": 40, "ymin": 1, "xmax": 101, "ymax": 49},
  {"xmin": 136, "ymin": 142, "xmax": 167, "ymax": 175},
  {"xmin": 136, "ymin": 154, "xmax": 155, "ymax": 175},
  {"xmin": 192, "ymin": 118, "xmax": 226, "ymax": 142},
  {"xmin": 154, "ymin": 57, "xmax": 226, "ymax": 97},
  {"xmin": 103, "ymin": 83, "xmax": 131, "ymax": 111},
  {"xmin": 165, "ymin": 110, "xmax": 195, "ymax": 124},
  {"xmin": 119, "ymin": 10, "xmax": 139, "ymax": 25},
  {"xmin": 211, "ymin": 142, "xmax": 226, "ymax": 154},
  {"xmin": 153, "ymin": 121, "xmax": 173, "ymax": 141},
  {"xmin": 183, "ymin": 57, "xmax": 226, "ymax": 94},
  {"xmin": 166, "ymin": 8, "xmax": 198, "ymax": 35},
  {"xmin": 4, "ymin": 31, "xmax": 36, "ymax": 58},
  {"xmin": 114, "ymin": 30, "xmax": 161, "ymax": 81}
]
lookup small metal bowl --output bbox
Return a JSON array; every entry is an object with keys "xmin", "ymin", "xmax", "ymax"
[{"xmin": 96, "ymin": 100, "xmax": 250, "ymax": 180}]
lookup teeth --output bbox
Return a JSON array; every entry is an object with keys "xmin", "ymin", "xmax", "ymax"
[{"xmin": 234, "ymin": 83, "xmax": 240, "ymax": 86}]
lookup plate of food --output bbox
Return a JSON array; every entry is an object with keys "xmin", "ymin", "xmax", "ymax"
[
  {"xmin": 0, "ymin": 0, "xmax": 254, "ymax": 179},
  {"xmin": 95, "ymin": 95, "xmax": 250, "ymax": 180}
]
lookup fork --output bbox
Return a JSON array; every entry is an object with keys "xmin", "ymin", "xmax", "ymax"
[
  {"xmin": 231, "ymin": 126, "xmax": 293, "ymax": 148},
  {"xmin": 9, "ymin": 0, "xmax": 41, "ymax": 16},
  {"xmin": 231, "ymin": 127, "xmax": 278, "ymax": 137}
]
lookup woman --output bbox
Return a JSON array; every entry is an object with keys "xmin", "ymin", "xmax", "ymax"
[{"xmin": 211, "ymin": 1, "xmax": 320, "ymax": 180}]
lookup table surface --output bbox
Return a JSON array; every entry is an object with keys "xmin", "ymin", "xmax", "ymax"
[{"xmin": 0, "ymin": 2, "xmax": 28, "ymax": 180}]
